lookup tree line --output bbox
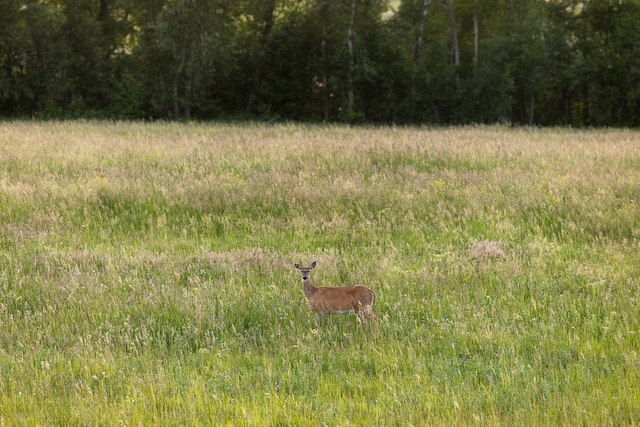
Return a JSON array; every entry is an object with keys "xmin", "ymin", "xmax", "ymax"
[{"xmin": 1, "ymin": 0, "xmax": 639, "ymax": 126}]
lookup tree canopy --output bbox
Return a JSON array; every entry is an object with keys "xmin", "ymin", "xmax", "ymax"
[{"xmin": 1, "ymin": 0, "xmax": 639, "ymax": 125}]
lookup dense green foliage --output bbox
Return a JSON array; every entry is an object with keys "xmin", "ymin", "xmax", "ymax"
[
  {"xmin": 1, "ymin": 0, "xmax": 640, "ymax": 125},
  {"xmin": 0, "ymin": 122, "xmax": 639, "ymax": 424}
]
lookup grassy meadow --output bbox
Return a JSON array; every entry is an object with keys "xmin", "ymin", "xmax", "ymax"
[{"xmin": 0, "ymin": 121, "xmax": 639, "ymax": 425}]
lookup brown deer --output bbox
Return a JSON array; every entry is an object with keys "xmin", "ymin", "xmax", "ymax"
[{"xmin": 294, "ymin": 261, "xmax": 378, "ymax": 322}]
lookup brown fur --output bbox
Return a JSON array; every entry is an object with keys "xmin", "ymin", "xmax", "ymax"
[{"xmin": 295, "ymin": 261, "xmax": 378, "ymax": 322}]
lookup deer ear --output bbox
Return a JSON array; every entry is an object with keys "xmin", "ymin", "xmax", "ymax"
[
  {"xmin": 310, "ymin": 261, "xmax": 317, "ymax": 268},
  {"xmin": 294, "ymin": 263, "xmax": 301, "ymax": 269}
]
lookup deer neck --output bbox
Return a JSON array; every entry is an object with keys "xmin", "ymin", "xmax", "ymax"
[{"xmin": 303, "ymin": 279, "xmax": 316, "ymax": 299}]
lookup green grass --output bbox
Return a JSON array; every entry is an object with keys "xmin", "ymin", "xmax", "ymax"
[{"xmin": 1, "ymin": 121, "xmax": 639, "ymax": 425}]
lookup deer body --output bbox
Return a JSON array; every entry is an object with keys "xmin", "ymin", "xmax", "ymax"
[{"xmin": 295, "ymin": 261, "xmax": 378, "ymax": 322}]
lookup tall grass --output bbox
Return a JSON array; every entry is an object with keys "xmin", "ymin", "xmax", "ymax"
[{"xmin": 0, "ymin": 121, "xmax": 639, "ymax": 425}]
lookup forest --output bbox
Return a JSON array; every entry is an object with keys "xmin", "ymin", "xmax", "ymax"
[{"xmin": 1, "ymin": 0, "xmax": 639, "ymax": 125}]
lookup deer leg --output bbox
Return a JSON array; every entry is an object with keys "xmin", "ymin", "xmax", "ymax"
[
  {"xmin": 362, "ymin": 305, "xmax": 378, "ymax": 322},
  {"xmin": 352, "ymin": 300, "xmax": 366, "ymax": 323}
]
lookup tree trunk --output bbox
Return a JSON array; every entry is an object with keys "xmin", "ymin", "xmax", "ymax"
[
  {"xmin": 173, "ymin": 54, "xmax": 185, "ymax": 120},
  {"xmin": 185, "ymin": 72, "xmax": 192, "ymax": 120},
  {"xmin": 446, "ymin": 0, "xmax": 460, "ymax": 66},
  {"xmin": 320, "ymin": 0, "xmax": 329, "ymax": 121},
  {"xmin": 414, "ymin": 0, "xmax": 431, "ymax": 64},
  {"xmin": 346, "ymin": 0, "xmax": 356, "ymax": 118},
  {"xmin": 98, "ymin": 0, "xmax": 110, "ymax": 22},
  {"xmin": 473, "ymin": 0, "xmax": 478, "ymax": 69},
  {"xmin": 581, "ymin": 0, "xmax": 589, "ymax": 125},
  {"xmin": 245, "ymin": 0, "xmax": 276, "ymax": 115},
  {"xmin": 529, "ymin": 92, "xmax": 534, "ymax": 126}
]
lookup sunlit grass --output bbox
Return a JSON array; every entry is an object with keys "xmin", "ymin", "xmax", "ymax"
[{"xmin": 0, "ymin": 121, "xmax": 639, "ymax": 424}]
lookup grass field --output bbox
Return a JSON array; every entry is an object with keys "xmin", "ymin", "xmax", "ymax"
[{"xmin": 0, "ymin": 121, "xmax": 639, "ymax": 425}]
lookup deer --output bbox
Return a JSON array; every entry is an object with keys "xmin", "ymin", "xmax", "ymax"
[{"xmin": 294, "ymin": 261, "xmax": 378, "ymax": 322}]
